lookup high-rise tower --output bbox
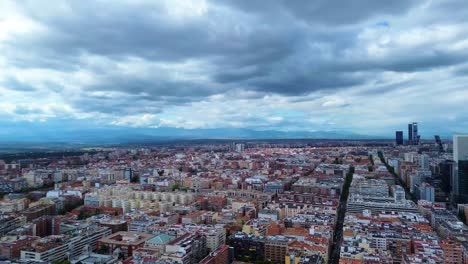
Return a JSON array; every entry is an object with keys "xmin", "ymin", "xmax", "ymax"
[
  {"xmin": 408, "ymin": 124, "xmax": 413, "ymax": 145},
  {"xmin": 435, "ymin": 135, "xmax": 443, "ymax": 152},
  {"xmin": 408, "ymin": 122, "xmax": 418, "ymax": 145},
  {"xmin": 396, "ymin": 131, "xmax": 403, "ymax": 145},
  {"xmin": 453, "ymin": 135, "xmax": 468, "ymax": 203}
]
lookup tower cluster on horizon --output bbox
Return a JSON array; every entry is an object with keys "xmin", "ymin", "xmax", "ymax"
[
  {"xmin": 229, "ymin": 142, "xmax": 245, "ymax": 153},
  {"xmin": 395, "ymin": 122, "xmax": 420, "ymax": 145}
]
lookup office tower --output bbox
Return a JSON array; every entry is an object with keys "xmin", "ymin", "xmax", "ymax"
[
  {"xmin": 413, "ymin": 122, "xmax": 418, "ymax": 144},
  {"xmin": 123, "ymin": 168, "xmax": 133, "ymax": 180},
  {"xmin": 439, "ymin": 160, "xmax": 455, "ymax": 193},
  {"xmin": 235, "ymin": 143, "xmax": 245, "ymax": 153},
  {"xmin": 396, "ymin": 131, "xmax": 404, "ymax": 145},
  {"xmin": 420, "ymin": 154, "xmax": 430, "ymax": 170},
  {"xmin": 418, "ymin": 183, "xmax": 435, "ymax": 202},
  {"xmin": 408, "ymin": 124, "xmax": 413, "ymax": 145},
  {"xmin": 453, "ymin": 135, "xmax": 468, "ymax": 203},
  {"xmin": 229, "ymin": 142, "xmax": 236, "ymax": 151},
  {"xmin": 408, "ymin": 122, "xmax": 419, "ymax": 145},
  {"xmin": 435, "ymin": 135, "xmax": 443, "ymax": 152},
  {"xmin": 393, "ymin": 185, "xmax": 406, "ymax": 202}
]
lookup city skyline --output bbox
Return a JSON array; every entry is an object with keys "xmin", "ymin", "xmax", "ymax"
[
  {"xmin": 1, "ymin": 0, "xmax": 468, "ymax": 140},
  {"xmin": 1, "ymin": 134, "xmax": 467, "ymax": 263}
]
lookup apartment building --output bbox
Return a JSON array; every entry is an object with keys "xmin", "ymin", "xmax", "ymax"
[
  {"xmin": 0, "ymin": 214, "xmax": 27, "ymax": 235},
  {"xmin": 20, "ymin": 226, "xmax": 111, "ymax": 262}
]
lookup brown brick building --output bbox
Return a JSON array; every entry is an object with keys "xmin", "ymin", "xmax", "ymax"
[
  {"xmin": 0, "ymin": 236, "xmax": 38, "ymax": 259},
  {"xmin": 199, "ymin": 245, "xmax": 229, "ymax": 264},
  {"xmin": 21, "ymin": 204, "xmax": 56, "ymax": 221},
  {"xmin": 265, "ymin": 237, "xmax": 288, "ymax": 263},
  {"xmin": 441, "ymin": 239, "xmax": 463, "ymax": 264}
]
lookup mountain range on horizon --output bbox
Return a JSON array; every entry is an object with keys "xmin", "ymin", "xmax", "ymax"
[
  {"xmin": 0, "ymin": 117, "xmax": 462, "ymax": 145},
  {"xmin": 0, "ymin": 123, "xmax": 378, "ymax": 144},
  {"xmin": 0, "ymin": 120, "xmax": 458, "ymax": 144}
]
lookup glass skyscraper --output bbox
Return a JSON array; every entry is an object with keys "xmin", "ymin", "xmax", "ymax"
[
  {"xmin": 408, "ymin": 122, "xmax": 418, "ymax": 145},
  {"xmin": 453, "ymin": 135, "xmax": 468, "ymax": 203},
  {"xmin": 396, "ymin": 131, "xmax": 403, "ymax": 145}
]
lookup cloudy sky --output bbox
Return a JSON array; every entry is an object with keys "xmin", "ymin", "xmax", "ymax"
[{"xmin": 1, "ymin": 0, "xmax": 468, "ymax": 138}]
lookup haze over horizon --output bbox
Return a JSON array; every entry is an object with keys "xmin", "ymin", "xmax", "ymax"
[{"xmin": 1, "ymin": 0, "xmax": 468, "ymax": 142}]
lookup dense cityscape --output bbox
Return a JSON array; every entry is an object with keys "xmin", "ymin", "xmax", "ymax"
[
  {"xmin": 0, "ymin": 123, "xmax": 466, "ymax": 264},
  {"xmin": 2, "ymin": 1, "xmax": 468, "ymax": 263}
]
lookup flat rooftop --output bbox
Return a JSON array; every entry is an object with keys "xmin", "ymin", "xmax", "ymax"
[{"xmin": 99, "ymin": 231, "xmax": 155, "ymax": 245}]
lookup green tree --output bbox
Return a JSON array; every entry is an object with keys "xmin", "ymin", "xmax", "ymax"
[
  {"xmin": 130, "ymin": 175, "xmax": 140, "ymax": 183},
  {"xmin": 52, "ymin": 261, "xmax": 71, "ymax": 264},
  {"xmin": 78, "ymin": 210, "xmax": 86, "ymax": 220},
  {"xmin": 333, "ymin": 157, "xmax": 342, "ymax": 164},
  {"xmin": 98, "ymin": 244, "xmax": 110, "ymax": 254}
]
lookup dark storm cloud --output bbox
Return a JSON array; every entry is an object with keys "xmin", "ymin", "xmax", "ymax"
[
  {"xmin": 214, "ymin": 65, "xmax": 272, "ymax": 84},
  {"xmin": 377, "ymin": 51, "xmax": 467, "ymax": 72},
  {"xmin": 320, "ymin": 50, "xmax": 468, "ymax": 74},
  {"xmin": 214, "ymin": 0, "xmax": 418, "ymax": 25},
  {"xmin": 6, "ymin": 1, "xmax": 306, "ymax": 101},
  {"xmin": 12, "ymin": 4, "xmax": 210, "ymax": 61},
  {"xmin": 11, "ymin": 1, "xmax": 295, "ymax": 64},
  {"xmin": 88, "ymin": 78, "xmax": 199, "ymax": 96},
  {"xmin": 249, "ymin": 73, "xmax": 364, "ymax": 95},
  {"xmin": 3, "ymin": 0, "xmax": 468, "ymax": 119},
  {"xmin": 72, "ymin": 94, "xmax": 164, "ymax": 115},
  {"xmin": 72, "ymin": 86, "xmax": 199, "ymax": 115}
]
